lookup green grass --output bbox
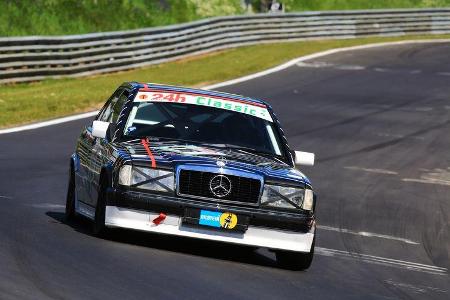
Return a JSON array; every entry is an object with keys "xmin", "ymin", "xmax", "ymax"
[
  {"xmin": 1, "ymin": 34, "xmax": 449, "ymax": 129},
  {"xmin": 0, "ymin": 0, "xmax": 242, "ymax": 36},
  {"xmin": 283, "ymin": 0, "xmax": 450, "ymax": 11}
]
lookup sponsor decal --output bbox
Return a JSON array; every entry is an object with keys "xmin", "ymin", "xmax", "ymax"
[
  {"xmin": 219, "ymin": 212, "xmax": 238, "ymax": 229},
  {"xmin": 135, "ymin": 91, "xmax": 273, "ymax": 122},
  {"xmin": 199, "ymin": 210, "xmax": 238, "ymax": 230},
  {"xmin": 199, "ymin": 210, "xmax": 222, "ymax": 227}
]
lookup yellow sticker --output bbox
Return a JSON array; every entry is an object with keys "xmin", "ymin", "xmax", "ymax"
[{"xmin": 219, "ymin": 212, "xmax": 238, "ymax": 229}]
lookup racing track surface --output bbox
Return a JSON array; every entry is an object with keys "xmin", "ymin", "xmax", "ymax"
[{"xmin": 1, "ymin": 42, "xmax": 449, "ymax": 300}]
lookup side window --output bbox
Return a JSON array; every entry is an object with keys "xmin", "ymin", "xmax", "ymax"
[
  {"xmin": 108, "ymin": 90, "xmax": 129, "ymax": 124},
  {"xmin": 97, "ymin": 89, "xmax": 123, "ymax": 122}
]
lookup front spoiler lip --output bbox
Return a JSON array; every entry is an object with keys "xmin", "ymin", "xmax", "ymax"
[
  {"xmin": 107, "ymin": 188, "xmax": 314, "ymax": 233},
  {"xmin": 104, "ymin": 206, "xmax": 315, "ymax": 252}
]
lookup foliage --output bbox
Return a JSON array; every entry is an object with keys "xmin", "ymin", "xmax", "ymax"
[
  {"xmin": 0, "ymin": 0, "xmax": 241, "ymax": 36},
  {"xmin": 187, "ymin": 0, "xmax": 243, "ymax": 17}
]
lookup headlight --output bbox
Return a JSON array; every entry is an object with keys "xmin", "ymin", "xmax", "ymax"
[
  {"xmin": 303, "ymin": 189, "xmax": 314, "ymax": 211},
  {"xmin": 261, "ymin": 184, "xmax": 314, "ymax": 211},
  {"xmin": 118, "ymin": 165, "xmax": 174, "ymax": 192},
  {"xmin": 118, "ymin": 165, "xmax": 132, "ymax": 186}
]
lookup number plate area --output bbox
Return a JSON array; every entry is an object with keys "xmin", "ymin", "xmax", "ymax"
[{"xmin": 182, "ymin": 208, "xmax": 249, "ymax": 232}]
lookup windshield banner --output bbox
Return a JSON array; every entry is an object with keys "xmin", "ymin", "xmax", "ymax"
[{"xmin": 135, "ymin": 91, "xmax": 273, "ymax": 122}]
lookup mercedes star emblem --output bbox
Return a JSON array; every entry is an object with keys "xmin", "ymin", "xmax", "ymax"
[
  {"xmin": 209, "ymin": 175, "xmax": 232, "ymax": 198},
  {"xmin": 216, "ymin": 157, "xmax": 227, "ymax": 168}
]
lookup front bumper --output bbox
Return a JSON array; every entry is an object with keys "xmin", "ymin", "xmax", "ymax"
[{"xmin": 105, "ymin": 189, "xmax": 315, "ymax": 252}]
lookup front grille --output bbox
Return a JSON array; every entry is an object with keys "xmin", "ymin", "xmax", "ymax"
[{"xmin": 178, "ymin": 170, "xmax": 261, "ymax": 204}]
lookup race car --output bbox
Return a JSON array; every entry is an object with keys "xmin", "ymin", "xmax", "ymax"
[{"xmin": 66, "ymin": 82, "xmax": 317, "ymax": 270}]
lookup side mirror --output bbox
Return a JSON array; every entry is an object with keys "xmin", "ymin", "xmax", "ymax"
[
  {"xmin": 92, "ymin": 120, "xmax": 110, "ymax": 139},
  {"xmin": 294, "ymin": 151, "xmax": 315, "ymax": 166}
]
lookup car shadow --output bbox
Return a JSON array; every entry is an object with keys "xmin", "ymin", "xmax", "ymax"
[{"xmin": 46, "ymin": 211, "xmax": 281, "ymax": 269}]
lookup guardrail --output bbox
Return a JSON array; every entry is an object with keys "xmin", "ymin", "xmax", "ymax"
[{"xmin": 1, "ymin": 8, "xmax": 449, "ymax": 84}]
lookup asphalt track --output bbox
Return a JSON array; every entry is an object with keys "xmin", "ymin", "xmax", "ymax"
[{"xmin": 1, "ymin": 42, "xmax": 449, "ymax": 300}]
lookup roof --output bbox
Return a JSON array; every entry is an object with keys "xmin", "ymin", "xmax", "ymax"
[{"xmin": 127, "ymin": 82, "xmax": 271, "ymax": 108}]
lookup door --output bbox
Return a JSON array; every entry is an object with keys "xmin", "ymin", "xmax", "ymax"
[
  {"xmin": 89, "ymin": 89, "xmax": 129, "ymax": 207},
  {"xmin": 75, "ymin": 88, "xmax": 123, "ymax": 208}
]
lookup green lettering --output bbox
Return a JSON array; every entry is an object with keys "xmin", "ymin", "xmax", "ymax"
[
  {"xmin": 197, "ymin": 97, "xmax": 206, "ymax": 105},
  {"xmin": 224, "ymin": 103, "xmax": 232, "ymax": 110},
  {"xmin": 249, "ymin": 109, "xmax": 256, "ymax": 115},
  {"xmin": 235, "ymin": 105, "xmax": 242, "ymax": 112},
  {"xmin": 214, "ymin": 101, "xmax": 222, "ymax": 108}
]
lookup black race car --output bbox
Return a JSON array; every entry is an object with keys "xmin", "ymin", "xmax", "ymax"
[{"xmin": 66, "ymin": 82, "xmax": 317, "ymax": 269}]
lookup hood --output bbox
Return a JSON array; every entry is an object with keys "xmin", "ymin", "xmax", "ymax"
[{"xmin": 113, "ymin": 139, "xmax": 310, "ymax": 186}]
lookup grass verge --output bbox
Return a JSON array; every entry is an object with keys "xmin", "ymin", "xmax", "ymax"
[
  {"xmin": 283, "ymin": 0, "xmax": 450, "ymax": 11},
  {"xmin": 1, "ymin": 34, "xmax": 449, "ymax": 129}
]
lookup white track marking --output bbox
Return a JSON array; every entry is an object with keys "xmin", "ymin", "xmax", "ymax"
[
  {"xmin": 403, "ymin": 167, "xmax": 450, "ymax": 186},
  {"xmin": 437, "ymin": 72, "xmax": 450, "ymax": 76},
  {"xmin": 205, "ymin": 39, "xmax": 450, "ymax": 91},
  {"xmin": 0, "ymin": 195, "xmax": 13, "ymax": 199},
  {"xmin": 29, "ymin": 203, "xmax": 65, "ymax": 209},
  {"xmin": 377, "ymin": 132, "xmax": 424, "ymax": 140},
  {"xmin": 374, "ymin": 67, "xmax": 391, "ymax": 72},
  {"xmin": 384, "ymin": 279, "xmax": 447, "ymax": 294},
  {"xmin": 296, "ymin": 61, "xmax": 335, "ymax": 68},
  {"xmin": 335, "ymin": 64, "xmax": 366, "ymax": 71},
  {"xmin": 0, "ymin": 111, "xmax": 98, "ymax": 134},
  {"xmin": 1, "ymin": 39, "xmax": 450, "ymax": 135},
  {"xmin": 369, "ymin": 103, "xmax": 433, "ymax": 114},
  {"xmin": 344, "ymin": 166, "xmax": 398, "ymax": 175},
  {"xmin": 317, "ymin": 225, "xmax": 419, "ymax": 245},
  {"xmin": 296, "ymin": 61, "xmax": 367, "ymax": 71},
  {"xmin": 297, "ymin": 62, "xmax": 436, "ymax": 75},
  {"xmin": 402, "ymin": 178, "xmax": 450, "ymax": 186},
  {"xmin": 316, "ymin": 247, "xmax": 447, "ymax": 275}
]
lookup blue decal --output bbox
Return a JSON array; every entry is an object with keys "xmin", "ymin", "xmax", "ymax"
[{"xmin": 199, "ymin": 210, "xmax": 221, "ymax": 228}]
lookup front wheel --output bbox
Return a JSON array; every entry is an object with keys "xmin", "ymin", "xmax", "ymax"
[
  {"xmin": 275, "ymin": 237, "xmax": 315, "ymax": 270},
  {"xmin": 65, "ymin": 165, "xmax": 76, "ymax": 221}
]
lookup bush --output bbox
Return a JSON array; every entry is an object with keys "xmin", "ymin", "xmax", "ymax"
[{"xmin": 0, "ymin": 0, "xmax": 242, "ymax": 36}]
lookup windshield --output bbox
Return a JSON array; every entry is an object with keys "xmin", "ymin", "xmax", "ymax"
[{"xmin": 123, "ymin": 91, "xmax": 284, "ymax": 157}]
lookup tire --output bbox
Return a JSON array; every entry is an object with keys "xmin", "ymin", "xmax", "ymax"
[
  {"xmin": 65, "ymin": 164, "xmax": 76, "ymax": 221},
  {"xmin": 276, "ymin": 236, "xmax": 315, "ymax": 270},
  {"xmin": 92, "ymin": 178, "xmax": 108, "ymax": 237}
]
